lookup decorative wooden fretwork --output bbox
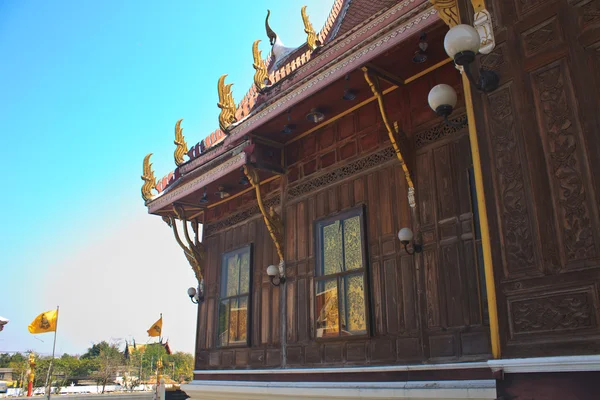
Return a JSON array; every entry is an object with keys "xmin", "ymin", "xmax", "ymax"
[
  {"xmin": 415, "ymin": 114, "xmax": 467, "ymax": 149},
  {"xmin": 288, "ymin": 147, "xmax": 396, "ymax": 200},
  {"xmin": 204, "ymin": 194, "xmax": 281, "ymax": 237}
]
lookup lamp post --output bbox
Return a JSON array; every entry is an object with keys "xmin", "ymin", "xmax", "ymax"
[{"xmin": 27, "ymin": 353, "xmax": 35, "ymax": 397}]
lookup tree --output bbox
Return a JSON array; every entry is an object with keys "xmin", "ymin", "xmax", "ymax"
[
  {"xmin": 92, "ymin": 343, "xmax": 123, "ymax": 394},
  {"xmin": 168, "ymin": 352, "xmax": 193, "ymax": 383},
  {"xmin": 81, "ymin": 341, "xmax": 112, "ymax": 359}
]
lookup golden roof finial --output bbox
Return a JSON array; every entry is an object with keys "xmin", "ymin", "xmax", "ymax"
[
  {"xmin": 265, "ymin": 10, "xmax": 277, "ymax": 46},
  {"xmin": 217, "ymin": 74, "xmax": 237, "ymax": 132},
  {"xmin": 253, "ymin": 40, "xmax": 270, "ymax": 91},
  {"xmin": 301, "ymin": 5, "xmax": 320, "ymax": 51},
  {"xmin": 173, "ymin": 119, "xmax": 188, "ymax": 166},
  {"xmin": 141, "ymin": 153, "xmax": 157, "ymax": 203}
]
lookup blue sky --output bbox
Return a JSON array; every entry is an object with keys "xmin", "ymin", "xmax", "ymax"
[{"xmin": 0, "ymin": 0, "xmax": 332, "ymax": 355}]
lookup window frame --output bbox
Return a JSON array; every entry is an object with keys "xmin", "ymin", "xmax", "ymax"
[
  {"xmin": 313, "ymin": 205, "xmax": 371, "ymax": 341},
  {"xmin": 216, "ymin": 244, "xmax": 253, "ymax": 349}
]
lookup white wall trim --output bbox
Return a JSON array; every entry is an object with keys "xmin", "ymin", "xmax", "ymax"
[
  {"xmin": 193, "ymin": 361, "xmax": 490, "ymax": 375},
  {"xmin": 488, "ymin": 355, "xmax": 600, "ymax": 373},
  {"xmin": 182, "ymin": 380, "xmax": 497, "ymax": 400}
]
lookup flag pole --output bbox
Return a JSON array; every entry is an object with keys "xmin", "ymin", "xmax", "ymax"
[{"xmin": 45, "ymin": 306, "xmax": 59, "ymax": 400}]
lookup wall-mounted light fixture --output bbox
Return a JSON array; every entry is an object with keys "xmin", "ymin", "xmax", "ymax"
[
  {"xmin": 215, "ymin": 186, "xmax": 230, "ymax": 199},
  {"xmin": 187, "ymin": 283, "xmax": 204, "ymax": 304},
  {"xmin": 281, "ymin": 109, "xmax": 296, "ymax": 134},
  {"xmin": 266, "ymin": 263, "xmax": 286, "ymax": 286},
  {"xmin": 199, "ymin": 187, "xmax": 209, "ymax": 204},
  {"xmin": 412, "ymin": 32, "xmax": 428, "ymax": 63},
  {"xmin": 342, "ymin": 74, "xmax": 357, "ymax": 101},
  {"xmin": 444, "ymin": 24, "xmax": 498, "ymax": 93},
  {"xmin": 306, "ymin": 108, "xmax": 325, "ymax": 123},
  {"xmin": 398, "ymin": 227, "xmax": 422, "ymax": 255},
  {"xmin": 428, "ymin": 21, "xmax": 499, "ymax": 127}
]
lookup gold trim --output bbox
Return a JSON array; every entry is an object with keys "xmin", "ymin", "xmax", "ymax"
[
  {"xmin": 362, "ymin": 67, "xmax": 414, "ymax": 190},
  {"xmin": 174, "ymin": 119, "xmax": 188, "ymax": 167},
  {"xmin": 217, "ymin": 74, "xmax": 237, "ymax": 132},
  {"xmin": 141, "ymin": 153, "xmax": 157, "ymax": 203},
  {"xmin": 244, "ymin": 165, "xmax": 284, "ymax": 262},
  {"xmin": 429, "ymin": 0, "xmax": 459, "ymax": 28},
  {"xmin": 301, "ymin": 5, "xmax": 320, "ymax": 51},
  {"xmin": 253, "ymin": 40, "xmax": 270, "ymax": 91}
]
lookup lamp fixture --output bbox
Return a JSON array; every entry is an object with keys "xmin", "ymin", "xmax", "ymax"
[
  {"xmin": 199, "ymin": 187, "xmax": 209, "ymax": 204},
  {"xmin": 215, "ymin": 186, "xmax": 230, "ymax": 199},
  {"xmin": 266, "ymin": 263, "xmax": 286, "ymax": 286},
  {"xmin": 187, "ymin": 283, "xmax": 204, "ymax": 304},
  {"xmin": 428, "ymin": 83, "xmax": 466, "ymax": 128},
  {"xmin": 444, "ymin": 24, "xmax": 499, "ymax": 93},
  {"xmin": 306, "ymin": 108, "xmax": 325, "ymax": 123},
  {"xmin": 342, "ymin": 74, "xmax": 357, "ymax": 101},
  {"xmin": 239, "ymin": 167, "xmax": 250, "ymax": 185},
  {"xmin": 398, "ymin": 227, "xmax": 422, "ymax": 255},
  {"xmin": 412, "ymin": 32, "xmax": 428, "ymax": 63},
  {"xmin": 281, "ymin": 110, "xmax": 296, "ymax": 134}
]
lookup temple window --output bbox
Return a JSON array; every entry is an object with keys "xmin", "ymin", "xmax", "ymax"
[
  {"xmin": 217, "ymin": 245, "xmax": 251, "ymax": 347},
  {"xmin": 315, "ymin": 207, "xmax": 368, "ymax": 339}
]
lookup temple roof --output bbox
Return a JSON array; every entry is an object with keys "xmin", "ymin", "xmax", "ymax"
[{"xmin": 147, "ymin": 0, "xmax": 440, "ymax": 206}]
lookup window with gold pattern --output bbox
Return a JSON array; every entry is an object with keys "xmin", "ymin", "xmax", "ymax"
[
  {"xmin": 217, "ymin": 245, "xmax": 252, "ymax": 347},
  {"xmin": 315, "ymin": 207, "xmax": 369, "ymax": 339}
]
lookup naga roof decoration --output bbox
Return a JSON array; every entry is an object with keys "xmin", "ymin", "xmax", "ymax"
[
  {"xmin": 252, "ymin": 40, "xmax": 270, "ymax": 92},
  {"xmin": 173, "ymin": 119, "xmax": 188, "ymax": 167},
  {"xmin": 217, "ymin": 74, "xmax": 237, "ymax": 132},
  {"xmin": 301, "ymin": 6, "xmax": 321, "ymax": 51},
  {"xmin": 141, "ymin": 153, "xmax": 157, "ymax": 203}
]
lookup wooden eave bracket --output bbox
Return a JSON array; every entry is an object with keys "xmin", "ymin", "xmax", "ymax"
[
  {"xmin": 361, "ymin": 66, "xmax": 416, "ymax": 208},
  {"xmin": 163, "ymin": 205, "xmax": 205, "ymax": 290},
  {"xmin": 243, "ymin": 164, "xmax": 284, "ymax": 264}
]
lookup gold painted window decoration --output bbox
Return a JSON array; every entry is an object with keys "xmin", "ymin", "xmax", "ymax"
[
  {"xmin": 217, "ymin": 245, "xmax": 252, "ymax": 347},
  {"xmin": 315, "ymin": 207, "xmax": 368, "ymax": 339}
]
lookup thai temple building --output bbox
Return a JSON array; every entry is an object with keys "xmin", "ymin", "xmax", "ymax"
[{"xmin": 139, "ymin": 0, "xmax": 600, "ymax": 398}]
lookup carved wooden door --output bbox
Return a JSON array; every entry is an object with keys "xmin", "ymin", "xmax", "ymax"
[{"xmin": 415, "ymin": 130, "xmax": 491, "ymax": 360}]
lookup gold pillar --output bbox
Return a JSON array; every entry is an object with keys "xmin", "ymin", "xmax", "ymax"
[{"xmin": 430, "ymin": 0, "xmax": 501, "ymax": 358}]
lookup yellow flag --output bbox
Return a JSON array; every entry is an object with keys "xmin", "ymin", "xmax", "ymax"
[
  {"xmin": 147, "ymin": 315, "xmax": 162, "ymax": 337},
  {"xmin": 28, "ymin": 309, "xmax": 58, "ymax": 334}
]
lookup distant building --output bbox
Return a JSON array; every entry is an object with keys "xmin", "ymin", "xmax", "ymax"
[
  {"xmin": 0, "ymin": 368, "xmax": 13, "ymax": 382},
  {"xmin": 124, "ymin": 340, "xmax": 172, "ymax": 359}
]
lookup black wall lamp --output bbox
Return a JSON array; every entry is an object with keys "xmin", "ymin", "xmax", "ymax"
[{"xmin": 398, "ymin": 227, "xmax": 422, "ymax": 255}]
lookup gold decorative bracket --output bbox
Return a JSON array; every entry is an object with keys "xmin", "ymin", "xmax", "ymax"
[
  {"xmin": 141, "ymin": 153, "xmax": 158, "ymax": 203},
  {"xmin": 430, "ymin": 0, "xmax": 495, "ymax": 54},
  {"xmin": 217, "ymin": 74, "xmax": 237, "ymax": 132},
  {"xmin": 163, "ymin": 205, "xmax": 205, "ymax": 290},
  {"xmin": 243, "ymin": 165, "xmax": 284, "ymax": 263},
  {"xmin": 174, "ymin": 119, "xmax": 188, "ymax": 166},
  {"xmin": 301, "ymin": 5, "xmax": 321, "ymax": 51},
  {"xmin": 252, "ymin": 40, "xmax": 270, "ymax": 92},
  {"xmin": 362, "ymin": 67, "xmax": 415, "ymax": 208}
]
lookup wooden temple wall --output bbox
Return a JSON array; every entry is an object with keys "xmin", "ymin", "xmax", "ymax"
[
  {"xmin": 470, "ymin": 0, "xmax": 600, "ymax": 358},
  {"xmin": 195, "ymin": 63, "xmax": 492, "ymax": 369}
]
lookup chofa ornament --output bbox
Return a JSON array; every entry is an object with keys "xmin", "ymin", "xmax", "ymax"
[
  {"xmin": 173, "ymin": 118, "xmax": 188, "ymax": 167},
  {"xmin": 141, "ymin": 153, "xmax": 157, "ymax": 203},
  {"xmin": 217, "ymin": 74, "xmax": 237, "ymax": 132}
]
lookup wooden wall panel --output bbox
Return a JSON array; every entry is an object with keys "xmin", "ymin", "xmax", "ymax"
[{"xmin": 473, "ymin": 0, "xmax": 600, "ymax": 356}]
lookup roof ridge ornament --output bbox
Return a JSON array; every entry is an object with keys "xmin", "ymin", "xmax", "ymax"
[
  {"xmin": 141, "ymin": 153, "xmax": 158, "ymax": 203},
  {"xmin": 252, "ymin": 40, "xmax": 271, "ymax": 92},
  {"xmin": 265, "ymin": 9, "xmax": 277, "ymax": 46},
  {"xmin": 173, "ymin": 118, "xmax": 188, "ymax": 166},
  {"xmin": 217, "ymin": 74, "xmax": 237, "ymax": 132},
  {"xmin": 301, "ymin": 5, "xmax": 321, "ymax": 51}
]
